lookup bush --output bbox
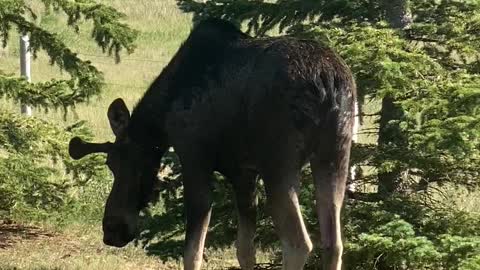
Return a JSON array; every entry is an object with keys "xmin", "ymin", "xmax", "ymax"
[
  {"xmin": 0, "ymin": 110, "xmax": 107, "ymax": 222},
  {"xmin": 336, "ymin": 199, "xmax": 480, "ymax": 270}
]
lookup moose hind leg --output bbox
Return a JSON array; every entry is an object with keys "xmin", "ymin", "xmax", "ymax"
[
  {"xmin": 231, "ymin": 170, "xmax": 258, "ymax": 270},
  {"xmin": 263, "ymin": 170, "xmax": 313, "ymax": 270},
  {"xmin": 310, "ymin": 142, "xmax": 351, "ymax": 270}
]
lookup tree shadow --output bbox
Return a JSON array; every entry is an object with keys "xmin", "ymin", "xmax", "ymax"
[
  {"xmin": 0, "ymin": 219, "xmax": 55, "ymax": 249},
  {"xmin": 134, "ymin": 186, "xmax": 241, "ymax": 261},
  {"xmin": 227, "ymin": 263, "xmax": 282, "ymax": 270},
  {"xmin": 134, "ymin": 209, "xmax": 185, "ymax": 261},
  {"xmin": 133, "ymin": 178, "xmax": 282, "ymax": 266}
]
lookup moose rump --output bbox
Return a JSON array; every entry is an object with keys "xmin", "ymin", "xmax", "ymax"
[{"xmin": 69, "ymin": 18, "xmax": 356, "ymax": 270}]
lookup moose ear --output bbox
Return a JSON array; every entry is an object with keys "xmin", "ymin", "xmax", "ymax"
[
  {"xmin": 107, "ymin": 98, "xmax": 130, "ymax": 137},
  {"xmin": 69, "ymin": 137, "xmax": 112, "ymax": 160}
]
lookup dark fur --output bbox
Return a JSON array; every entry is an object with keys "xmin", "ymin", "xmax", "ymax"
[{"xmin": 128, "ymin": 18, "xmax": 355, "ymax": 174}]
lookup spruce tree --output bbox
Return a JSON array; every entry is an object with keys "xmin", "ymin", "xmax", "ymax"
[{"xmin": 0, "ymin": 0, "xmax": 137, "ymax": 218}]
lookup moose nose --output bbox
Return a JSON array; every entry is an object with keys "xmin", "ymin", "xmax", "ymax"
[{"xmin": 102, "ymin": 216, "xmax": 131, "ymax": 247}]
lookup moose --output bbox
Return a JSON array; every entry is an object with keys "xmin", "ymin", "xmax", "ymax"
[{"xmin": 69, "ymin": 18, "xmax": 356, "ymax": 270}]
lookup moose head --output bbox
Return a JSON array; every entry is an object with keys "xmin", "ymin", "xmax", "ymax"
[{"xmin": 69, "ymin": 98, "xmax": 164, "ymax": 247}]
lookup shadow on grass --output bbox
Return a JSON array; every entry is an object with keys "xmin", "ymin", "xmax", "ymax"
[
  {"xmin": 0, "ymin": 219, "xmax": 55, "ymax": 249},
  {"xmin": 133, "ymin": 179, "xmax": 283, "ymax": 268},
  {"xmin": 134, "ymin": 210, "xmax": 184, "ymax": 261},
  {"xmin": 134, "ymin": 198, "xmax": 240, "ymax": 261}
]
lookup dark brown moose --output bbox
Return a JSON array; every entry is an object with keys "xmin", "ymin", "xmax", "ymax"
[{"xmin": 69, "ymin": 18, "xmax": 356, "ymax": 270}]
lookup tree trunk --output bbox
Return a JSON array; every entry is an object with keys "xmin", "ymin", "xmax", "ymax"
[
  {"xmin": 377, "ymin": 0, "xmax": 412, "ymax": 197},
  {"xmin": 377, "ymin": 96, "xmax": 405, "ymax": 195},
  {"xmin": 383, "ymin": 0, "xmax": 412, "ymax": 29}
]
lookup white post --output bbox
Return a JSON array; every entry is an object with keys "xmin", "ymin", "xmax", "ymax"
[{"xmin": 20, "ymin": 35, "xmax": 32, "ymax": 116}]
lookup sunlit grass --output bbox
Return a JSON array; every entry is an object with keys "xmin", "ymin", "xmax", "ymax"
[{"xmin": 0, "ymin": 225, "xmax": 172, "ymax": 270}]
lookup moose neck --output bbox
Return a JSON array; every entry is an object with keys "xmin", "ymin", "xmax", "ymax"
[
  {"xmin": 127, "ymin": 19, "xmax": 248, "ymax": 149},
  {"xmin": 126, "ymin": 32, "xmax": 195, "ymax": 149}
]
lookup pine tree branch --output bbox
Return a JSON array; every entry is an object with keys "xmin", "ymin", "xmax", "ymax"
[
  {"xmin": 0, "ymin": 109, "xmax": 105, "ymax": 183},
  {"xmin": 40, "ymin": 0, "xmax": 138, "ymax": 62},
  {"xmin": 3, "ymin": 13, "xmax": 104, "ymax": 104},
  {"xmin": 177, "ymin": 0, "xmax": 379, "ymax": 36},
  {"xmin": 0, "ymin": 74, "xmax": 91, "ymax": 109},
  {"xmin": 0, "ymin": 0, "xmax": 139, "ymax": 106}
]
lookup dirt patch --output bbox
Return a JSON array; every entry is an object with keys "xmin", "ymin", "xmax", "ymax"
[{"xmin": 0, "ymin": 219, "xmax": 55, "ymax": 249}]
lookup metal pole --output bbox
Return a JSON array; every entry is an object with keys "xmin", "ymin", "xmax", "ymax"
[{"xmin": 20, "ymin": 35, "xmax": 32, "ymax": 116}]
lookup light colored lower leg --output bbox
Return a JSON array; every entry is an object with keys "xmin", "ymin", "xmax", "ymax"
[
  {"xmin": 184, "ymin": 211, "xmax": 211, "ymax": 270},
  {"xmin": 317, "ymin": 202, "xmax": 343, "ymax": 270},
  {"xmin": 281, "ymin": 238, "xmax": 313, "ymax": 270},
  {"xmin": 271, "ymin": 188, "xmax": 313, "ymax": 270},
  {"xmin": 313, "ymin": 163, "xmax": 347, "ymax": 270}
]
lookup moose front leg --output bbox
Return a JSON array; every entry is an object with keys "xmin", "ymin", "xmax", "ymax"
[{"xmin": 183, "ymin": 168, "xmax": 213, "ymax": 270}]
